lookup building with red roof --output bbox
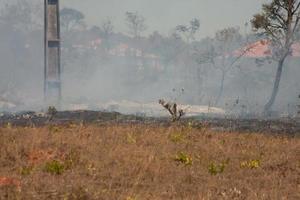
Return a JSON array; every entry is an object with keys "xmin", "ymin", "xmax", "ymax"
[{"xmin": 233, "ymin": 40, "xmax": 300, "ymax": 58}]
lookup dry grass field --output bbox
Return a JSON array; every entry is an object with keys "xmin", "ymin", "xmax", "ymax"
[{"xmin": 0, "ymin": 123, "xmax": 299, "ymax": 200}]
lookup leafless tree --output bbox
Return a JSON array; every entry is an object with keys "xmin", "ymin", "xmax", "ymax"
[
  {"xmin": 101, "ymin": 17, "xmax": 114, "ymax": 51},
  {"xmin": 61, "ymin": 8, "xmax": 85, "ymax": 33},
  {"xmin": 159, "ymin": 99, "xmax": 185, "ymax": 122},
  {"xmin": 196, "ymin": 27, "xmax": 250, "ymax": 106},
  {"xmin": 251, "ymin": 0, "xmax": 300, "ymax": 113},
  {"xmin": 125, "ymin": 11, "xmax": 147, "ymax": 38},
  {"xmin": 0, "ymin": 0, "xmax": 42, "ymax": 32},
  {"xmin": 176, "ymin": 18, "xmax": 200, "ymax": 43}
]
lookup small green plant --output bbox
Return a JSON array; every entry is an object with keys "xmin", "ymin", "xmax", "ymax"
[
  {"xmin": 208, "ymin": 159, "xmax": 229, "ymax": 175},
  {"xmin": 126, "ymin": 133, "xmax": 137, "ymax": 144},
  {"xmin": 220, "ymin": 139, "xmax": 226, "ymax": 145},
  {"xmin": 240, "ymin": 159, "xmax": 260, "ymax": 169},
  {"xmin": 169, "ymin": 132, "xmax": 186, "ymax": 143},
  {"xmin": 48, "ymin": 125, "xmax": 61, "ymax": 133},
  {"xmin": 44, "ymin": 160, "xmax": 65, "ymax": 175},
  {"xmin": 20, "ymin": 166, "xmax": 34, "ymax": 176},
  {"xmin": 174, "ymin": 152, "xmax": 192, "ymax": 166},
  {"xmin": 126, "ymin": 196, "xmax": 137, "ymax": 200}
]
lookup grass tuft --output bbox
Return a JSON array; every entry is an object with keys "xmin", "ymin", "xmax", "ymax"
[
  {"xmin": 174, "ymin": 152, "xmax": 193, "ymax": 166},
  {"xmin": 44, "ymin": 160, "xmax": 65, "ymax": 175},
  {"xmin": 240, "ymin": 159, "xmax": 261, "ymax": 169}
]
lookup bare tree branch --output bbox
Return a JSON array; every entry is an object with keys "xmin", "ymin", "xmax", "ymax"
[{"xmin": 292, "ymin": 1, "xmax": 300, "ymax": 14}]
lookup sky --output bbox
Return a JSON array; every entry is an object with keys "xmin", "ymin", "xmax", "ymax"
[{"xmin": 61, "ymin": 0, "xmax": 270, "ymax": 38}]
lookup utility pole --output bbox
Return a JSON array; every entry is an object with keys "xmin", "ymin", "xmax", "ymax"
[
  {"xmin": 44, "ymin": 0, "xmax": 61, "ymax": 107},
  {"xmin": 298, "ymin": 95, "xmax": 300, "ymax": 118}
]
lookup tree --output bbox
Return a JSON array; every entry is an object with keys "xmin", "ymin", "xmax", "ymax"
[
  {"xmin": 170, "ymin": 19, "xmax": 201, "ymax": 103},
  {"xmin": 0, "ymin": 0, "xmax": 43, "ymax": 102},
  {"xmin": 251, "ymin": 0, "xmax": 300, "ymax": 113},
  {"xmin": 60, "ymin": 8, "xmax": 85, "ymax": 33},
  {"xmin": 175, "ymin": 18, "xmax": 200, "ymax": 43},
  {"xmin": 0, "ymin": 0, "xmax": 41, "ymax": 33},
  {"xmin": 125, "ymin": 11, "xmax": 147, "ymax": 38},
  {"xmin": 196, "ymin": 27, "xmax": 248, "ymax": 105},
  {"xmin": 101, "ymin": 17, "xmax": 114, "ymax": 51}
]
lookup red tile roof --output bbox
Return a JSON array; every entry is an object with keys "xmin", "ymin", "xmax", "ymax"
[{"xmin": 234, "ymin": 40, "xmax": 300, "ymax": 58}]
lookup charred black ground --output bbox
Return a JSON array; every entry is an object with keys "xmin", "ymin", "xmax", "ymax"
[{"xmin": 1, "ymin": 110, "xmax": 300, "ymax": 136}]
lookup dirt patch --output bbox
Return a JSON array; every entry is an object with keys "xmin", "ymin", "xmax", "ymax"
[{"xmin": 0, "ymin": 177, "xmax": 21, "ymax": 190}]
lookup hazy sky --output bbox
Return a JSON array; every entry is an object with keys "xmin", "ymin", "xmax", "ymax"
[{"xmin": 61, "ymin": 0, "xmax": 269, "ymax": 38}]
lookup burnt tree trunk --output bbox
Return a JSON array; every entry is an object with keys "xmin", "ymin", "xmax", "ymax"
[
  {"xmin": 215, "ymin": 70, "xmax": 226, "ymax": 106},
  {"xmin": 264, "ymin": 57, "xmax": 287, "ymax": 113}
]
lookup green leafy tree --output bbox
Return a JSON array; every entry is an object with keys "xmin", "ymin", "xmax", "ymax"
[{"xmin": 251, "ymin": 0, "xmax": 300, "ymax": 113}]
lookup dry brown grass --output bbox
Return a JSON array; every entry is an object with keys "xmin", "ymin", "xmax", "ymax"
[{"xmin": 0, "ymin": 123, "xmax": 299, "ymax": 200}]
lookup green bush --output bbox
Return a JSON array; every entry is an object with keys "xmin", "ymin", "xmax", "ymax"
[
  {"xmin": 44, "ymin": 160, "xmax": 65, "ymax": 175},
  {"xmin": 208, "ymin": 159, "xmax": 229, "ymax": 175},
  {"xmin": 174, "ymin": 152, "xmax": 192, "ymax": 166},
  {"xmin": 20, "ymin": 166, "xmax": 34, "ymax": 176},
  {"xmin": 240, "ymin": 159, "xmax": 260, "ymax": 169},
  {"xmin": 169, "ymin": 132, "xmax": 186, "ymax": 143}
]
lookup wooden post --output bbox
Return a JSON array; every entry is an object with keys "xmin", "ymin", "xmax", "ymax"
[{"xmin": 44, "ymin": 0, "xmax": 61, "ymax": 107}]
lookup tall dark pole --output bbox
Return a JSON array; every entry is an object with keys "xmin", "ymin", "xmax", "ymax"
[{"xmin": 44, "ymin": 0, "xmax": 61, "ymax": 107}]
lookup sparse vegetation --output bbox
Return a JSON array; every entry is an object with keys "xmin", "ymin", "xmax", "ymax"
[
  {"xmin": 240, "ymin": 159, "xmax": 261, "ymax": 169},
  {"xmin": 208, "ymin": 159, "xmax": 229, "ymax": 175},
  {"xmin": 159, "ymin": 99, "xmax": 185, "ymax": 122},
  {"xmin": 47, "ymin": 106, "xmax": 58, "ymax": 120},
  {"xmin": 0, "ymin": 124, "xmax": 299, "ymax": 199},
  {"xmin": 19, "ymin": 166, "xmax": 34, "ymax": 176},
  {"xmin": 169, "ymin": 132, "xmax": 186, "ymax": 143},
  {"xmin": 208, "ymin": 162, "xmax": 225, "ymax": 175},
  {"xmin": 126, "ymin": 132, "xmax": 137, "ymax": 144},
  {"xmin": 174, "ymin": 152, "xmax": 193, "ymax": 166},
  {"xmin": 44, "ymin": 160, "xmax": 65, "ymax": 175},
  {"xmin": 0, "ymin": 1, "xmax": 300, "ymax": 200}
]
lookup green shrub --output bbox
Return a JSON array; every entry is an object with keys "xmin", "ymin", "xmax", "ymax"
[
  {"xmin": 48, "ymin": 125, "xmax": 61, "ymax": 133},
  {"xmin": 174, "ymin": 152, "xmax": 192, "ymax": 166},
  {"xmin": 169, "ymin": 132, "xmax": 186, "ymax": 143},
  {"xmin": 208, "ymin": 159, "xmax": 229, "ymax": 175},
  {"xmin": 44, "ymin": 160, "xmax": 65, "ymax": 175},
  {"xmin": 126, "ymin": 133, "xmax": 137, "ymax": 144},
  {"xmin": 240, "ymin": 159, "xmax": 260, "ymax": 169},
  {"xmin": 20, "ymin": 166, "xmax": 34, "ymax": 176},
  {"xmin": 126, "ymin": 196, "xmax": 137, "ymax": 200}
]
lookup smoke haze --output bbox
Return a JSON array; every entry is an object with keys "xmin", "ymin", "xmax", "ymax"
[
  {"xmin": 61, "ymin": 0, "xmax": 269, "ymax": 38},
  {"xmin": 0, "ymin": 0, "xmax": 299, "ymax": 118}
]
